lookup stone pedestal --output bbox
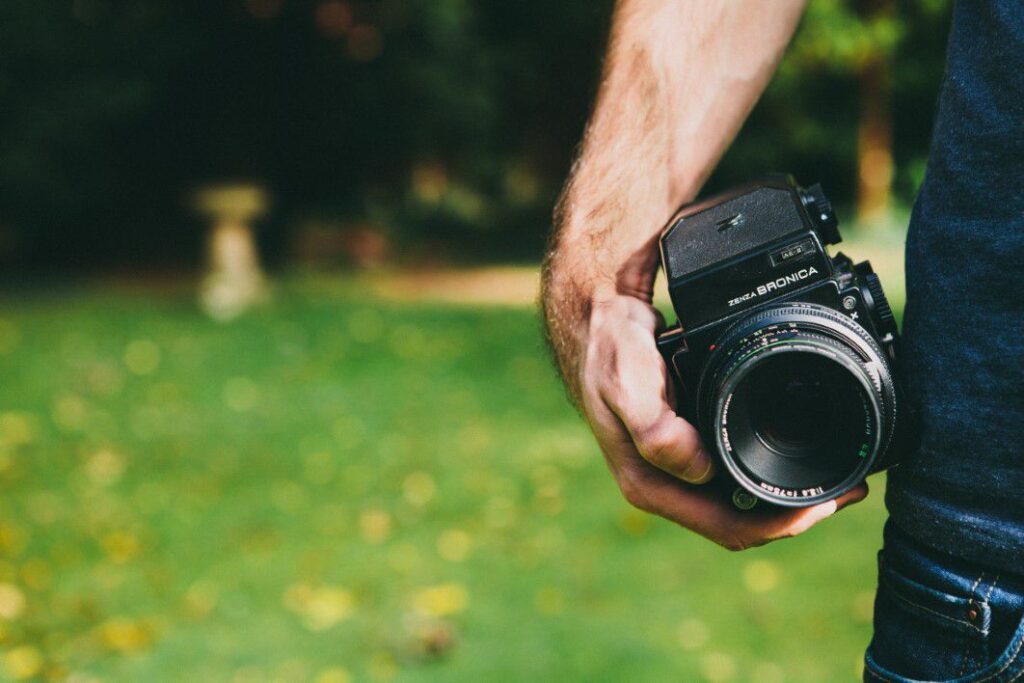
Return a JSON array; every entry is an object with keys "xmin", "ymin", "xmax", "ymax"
[{"xmin": 193, "ymin": 184, "xmax": 269, "ymax": 321}]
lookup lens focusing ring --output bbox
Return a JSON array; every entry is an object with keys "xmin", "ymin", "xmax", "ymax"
[{"xmin": 697, "ymin": 303, "xmax": 897, "ymax": 507}]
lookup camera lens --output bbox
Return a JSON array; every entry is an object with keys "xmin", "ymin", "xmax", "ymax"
[
  {"xmin": 723, "ymin": 351, "xmax": 875, "ymax": 492},
  {"xmin": 752, "ymin": 354, "xmax": 853, "ymax": 450},
  {"xmin": 698, "ymin": 303, "xmax": 896, "ymax": 506}
]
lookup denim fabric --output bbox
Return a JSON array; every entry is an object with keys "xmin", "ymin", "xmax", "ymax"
[
  {"xmin": 885, "ymin": 0, "xmax": 1024, "ymax": 572},
  {"xmin": 865, "ymin": 522, "xmax": 1024, "ymax": 682}
]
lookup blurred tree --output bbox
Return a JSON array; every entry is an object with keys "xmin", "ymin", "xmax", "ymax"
[
  {"xmin": 710, "ymin": 0, "xmax": 951, "ymax": 225},
  {"xmin": 0, "ymin": 0, "xmax": 951, "ymax": 271},
  {"xmin": 855, "ymin": 0, "xmax": 897, "ymax": 221},
  {"xmin": 793, "ymin": 0, "xmax": 904, "ymax": 220},
  {"xmin": 0, "ymin": 0, "xmax": 200, "ymax": 268}
]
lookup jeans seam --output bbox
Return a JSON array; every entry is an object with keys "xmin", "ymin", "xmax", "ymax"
[
  {"xmin": 864, "ymin": 659, "xmax": 893, "ymax": 683},
  {"xmin": 867, "ymin": 633, "xmax": 1024, "ymax": 683},
  {"xmin": 963, "ymin": 573, "xmax": 1002, "ymax": 677},
  {"xmin": 885, "ymin": 579, "xmax": 987, "ymax": 634},
  {"xmin": 984, "ymin": 576, "xmax": 1000, "ymax": 603},
  {"xmin": 977, "ymin": 628, "xmax": 1024, "ymax": 683},
  {"xmin": 960, "ymin": 573, "xmax": 988, "ymax": 677},
  {"xmin": 971, "ymin": 574, "xmax": 986, "ymax": 598},
  {"xmin": 1008, "ymin": 654, "xmax": 1024, "ymax": 683}
]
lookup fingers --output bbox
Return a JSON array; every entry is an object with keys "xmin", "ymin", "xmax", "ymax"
[
  {"xmin": 592, "ymin": 308, "xmax": 714, "ymax": 484},
  {"xmin": 716, "ymin": 482, "xmax": 871, "ymax": 550},
  {"xmin": 835, "ymin": 482, "xmax": 870, "ymax": 511},
  {"xmin": 613, "ymin": 465, "xmax": 740, "ymax": 540},
  {"xmin": 613, "ymin": 467, "xmax": 870, "ymax": 551},
  {"xmin": 625, "ymin": 404, "xmax": 714, "ymax": 484}
]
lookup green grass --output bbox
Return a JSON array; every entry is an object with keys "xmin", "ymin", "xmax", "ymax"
[{"xmin": 0, "ymin": 275, "xmax": 896, "ymax": 682}]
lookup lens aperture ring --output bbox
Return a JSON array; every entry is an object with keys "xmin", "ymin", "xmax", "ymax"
[{"xmin": 697, "ymin": 303, "xmax": 898, "ymax": 506}]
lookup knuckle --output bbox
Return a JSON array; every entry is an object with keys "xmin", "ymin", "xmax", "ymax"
[
  {"xmin": 635, "ymin": 420, "xmax": 678, "ymax": 465},
  {"xmin": 635, "ymin": 419, "xmax": 704, "ymax": 480},
  {"xmin": 617, "ymin": 473, "xmax": 650, "ymax": 511},
  {"xmin": 641, "ymin": 432, "xmax": 677, "ymax": 468}
]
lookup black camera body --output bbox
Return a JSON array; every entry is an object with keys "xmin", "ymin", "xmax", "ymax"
[{"xmin": 657, "ymin": 176, "xmax": 902, "ymax": 508}]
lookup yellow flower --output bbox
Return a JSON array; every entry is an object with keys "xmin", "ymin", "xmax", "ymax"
[
  {"xmin": 0, "ymin": 584, "xmax": 25, "ymax": 620},
  {"xmin": 411, "ymin": 583, "xmax": 469, "ymax": 617},
  {"xmin": 85, "ymin": 449, "xmax": 125, "ymax": 486},
  {"xmin": 315, "ymin": 668, "xmax": 352, "ymax": 683},
  {"xmin": 52, "ymin": 395, "xmax": 87, "ymax": 432},
  {"xmin": 0, "ymin": 413, "xmax": 37, "ymax": 446},
  {"xmin": 701, "ymin": 652, "xmax": 737, "ymax": 682},
  {"xmin": 743, "ymin": 560, "xmax": 780, "ymax": 593},
  {"xmin": 102, "ymin": 531, "xmax": 141, "ymax": 564},
  {"xmin": 0, "ymin": 524, "xmax": 27, "ymax": 558},
  {"xmin": 402, "ymin": 472, "xmax": 436, "ymax": 507},
  {"xmin": 3, "ymin": 646, "xmax": 42, "ymax": 680},
  {"xmin": 184, "ymin": 580, "xmax": 220, "ymax": 619},
  {"xmin": 98, "ymin": 617, "xmax": 153, "ymax": 652},
  {"xmin": 283, "ymin": 584, "xmax": 355, "ymax": 631},
  {"xmin": 436, "ymin": 530, "xmax": 471, "ymax": 563},
  {"xmin": 359, "ymin": 510, "xmax": 392, "ymax": 543}
]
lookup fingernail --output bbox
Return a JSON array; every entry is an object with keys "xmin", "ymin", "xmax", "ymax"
[{"xmin": 683, "ymin": 449, "xmax": 715, "ymax": 484}]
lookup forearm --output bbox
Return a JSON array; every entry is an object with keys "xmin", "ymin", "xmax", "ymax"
[{"xmin": 542, "ymin": 0, "xmax": 807, "ymax": 396}]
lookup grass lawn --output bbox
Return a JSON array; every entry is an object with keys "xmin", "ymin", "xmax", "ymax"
[{"xmin": 0, "ymin": 272, "xmax": 898, "ymax": 682}]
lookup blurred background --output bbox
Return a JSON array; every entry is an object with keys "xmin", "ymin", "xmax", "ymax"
[{"xmin": 0, "ymin": 1, "xmax": 950, "ymax": 681}]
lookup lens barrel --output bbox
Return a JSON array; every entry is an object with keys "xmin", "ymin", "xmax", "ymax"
[{"xmin": 697, "ymin": 303, "xmax": 896, "ymax": 506}]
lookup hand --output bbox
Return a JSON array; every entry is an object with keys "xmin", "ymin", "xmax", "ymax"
[{"xmin": 543, "ymin": 270, "xmax": 868, "ymax": 551}]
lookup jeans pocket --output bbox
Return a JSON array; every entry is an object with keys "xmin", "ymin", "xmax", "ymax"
[
  {"xmin": 867, "ymin": 612, "xmax": 1024, "ymax": 683},
  {"xmin": 865, "ymin": 558, "xmax": 1024, "ymax": 683},
  {"xmin": 866, "ymin": 559, "xmax": 989, "ymax": 681}
]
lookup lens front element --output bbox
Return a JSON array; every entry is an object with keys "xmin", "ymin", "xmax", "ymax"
[
  {"xmin": 752, "ymin": 359, "xmax": 837, "ymax": 452},
  {"xmin": 699, "ymin": 303, "xmax": 896, "ymax": 507}
]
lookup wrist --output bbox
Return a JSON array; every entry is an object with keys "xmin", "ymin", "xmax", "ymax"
[{"xmin": 541, "ymin": 243, "xmax": 599, "ymax": 402}]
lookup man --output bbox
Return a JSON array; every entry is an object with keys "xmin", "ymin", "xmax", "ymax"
[{"xmin": 540, "ymin": 1, "xmax": 1024, "ymax": 680}]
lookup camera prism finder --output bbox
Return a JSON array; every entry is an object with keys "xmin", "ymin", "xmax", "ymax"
[{"xmin": 657, "ymin": 175, "xmax": 905, "ymax": 509}]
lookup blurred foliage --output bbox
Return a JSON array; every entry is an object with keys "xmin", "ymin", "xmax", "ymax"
[
  {"xmin": 0, "ymin": 0, "xmax": 949, "ymax": 269},
  {"xmin": 0, "ymin": 275, "xmax": 901, "ymax": 680},
  {"xmin": 709, "ymin": 0, "xmax": 951, "ymax": 204}
]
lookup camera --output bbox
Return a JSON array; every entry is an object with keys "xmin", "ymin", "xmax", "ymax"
[{"xmin": 656, "ymin": 175, "xmax": 902, "ymax": 509}]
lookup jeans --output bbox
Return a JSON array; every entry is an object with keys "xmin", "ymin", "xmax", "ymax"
[{"xmin": 864, "ymin": 521, "xmax": 1024, "ymax": 682}]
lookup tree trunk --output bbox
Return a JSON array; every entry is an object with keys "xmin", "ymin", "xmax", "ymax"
[{"xmin": 856, "ymin": 1, "xmax": 894, "ymax": 224}]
